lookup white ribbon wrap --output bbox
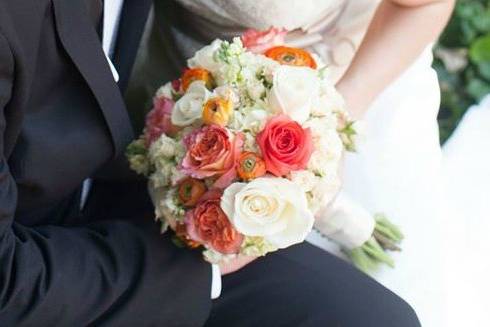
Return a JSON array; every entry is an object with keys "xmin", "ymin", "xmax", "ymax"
[{"xmin": 314, "ymin": 191, "xmax": 375, "ymax": 249}]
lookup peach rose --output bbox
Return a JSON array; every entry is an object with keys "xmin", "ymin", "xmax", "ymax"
[
  {"xmin": 241, "ymin": 27, "xmax": 287, "ymax": 54},
  {"xmin": 185, "ymin": 190, "xmax": 244, "ymax": 254},
  {"xmin": 181, "ymin": 125, "xmax": 243, "ymax": 188},
  {"xmin": 257, "ymin": 114, "xmax": 313, "ymax": 176}
]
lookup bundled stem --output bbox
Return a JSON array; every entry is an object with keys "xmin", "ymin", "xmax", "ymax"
[{"xmin": 347, "ymin": 214, "xmax": 404, "ymax": 273}]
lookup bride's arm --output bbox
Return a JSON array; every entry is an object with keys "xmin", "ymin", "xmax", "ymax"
[{"xmin": 336, "ymin": 0, "xmax": 455, "ymax": 119}]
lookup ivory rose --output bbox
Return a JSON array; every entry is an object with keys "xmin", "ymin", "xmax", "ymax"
[
  {"xmin": 181, "ymin": 125, "xmax": 243, "ymax": 188},
  {"xmin": 171, "ymin": 81, "xmax": 211, "ymax": 126},
  {"xmin": 186, "ymin": 190, "xmax": 244, "ymax": 254},
  {"xmin": 268, "ymin": 65, "xmax": 320, "ymax": 124},
  {"xmin": 257, "ymin": 115, "xmax": 313, "ymax": 176},
  {"xmin": 221, "ymin": 177, "xmax": 314, "ymax": 249},
  {"xmin": 187, "ymin": 39, "xmax": 222, "ymax": 72},
  {"xmin": 241, "ymin": 27, "xmax": 287, "ymax": 54}
]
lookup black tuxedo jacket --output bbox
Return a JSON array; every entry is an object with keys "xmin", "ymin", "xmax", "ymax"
[{"xmin": 0, "ymin": 1, "xmax": 211, "ymax": 325}]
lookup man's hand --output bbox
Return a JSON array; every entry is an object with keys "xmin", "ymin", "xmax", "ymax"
[{"xmin": 219, "ymin": 255, "xmax": 257, "ymax": 275}]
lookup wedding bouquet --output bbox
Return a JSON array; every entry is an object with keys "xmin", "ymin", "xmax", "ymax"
[{"xmin": 127, "ymin": 28, "xmax": 402, "ymax": 270}]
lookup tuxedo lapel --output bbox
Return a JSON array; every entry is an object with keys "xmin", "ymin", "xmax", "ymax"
[
  {"xmin": 51, "ymin": 0, "xmax": 134, "ymax": 157},
  {"xmin": 113, "ymin": 0, "xmax": 153, "ymax": 92}
]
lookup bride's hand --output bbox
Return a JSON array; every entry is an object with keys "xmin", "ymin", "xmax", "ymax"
[{"xmin": 219, "ymin": 255, "xmax": 257, "ymax": 275}]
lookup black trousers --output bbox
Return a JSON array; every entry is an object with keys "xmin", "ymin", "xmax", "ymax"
[{"xmin": 205, "ymin": 243, "xmax": 420, "ymax": 327}]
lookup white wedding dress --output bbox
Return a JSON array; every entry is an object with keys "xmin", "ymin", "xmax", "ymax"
[{"xmin": 126, "ymin": 1, "xmax": 490, "ymax": 325}]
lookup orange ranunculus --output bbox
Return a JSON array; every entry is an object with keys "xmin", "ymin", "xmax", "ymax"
[
  {"xmin": 181, "ymin": 68, "xmax": 214, "ymax": 91},
  {"xmin": 202, "ymin": 97, "xmax": 233, "ymax": 126},
  {"xmin": 175, "ymin": 223, "xmax": 202, "ymax": 249},
  {"xmin": 236, "ymin": 152, "xmax": 266, "ymax": 181},
  {"xmin": 178, "ymin": 178, "xmax": 207, "ymax": 207},
  {"xmin": 264, "ymin": 46, "xmax": 317, "ymax": 69}
]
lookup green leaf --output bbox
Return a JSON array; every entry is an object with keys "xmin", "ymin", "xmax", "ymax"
[
  {"xmin": 466, "ymin": 78, "xmax": 490, "ymax": 100},
  {"xmin": 477, "ymin": 61, "xmax": 490, "ymax": 80},
  {"xmin": 469, "ymin": 34, "xmax": 490, "ymax": 62},
  {"xmin": 472, "ymin": 10, "xmax": 490, "ymax": 33}
]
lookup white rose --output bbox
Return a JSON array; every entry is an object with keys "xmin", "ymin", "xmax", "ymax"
[
  {"xmin": 155, "ymin": 82, "xmax": 174, "ymax": 99},
  {"xmin": 314, "ymin": 191, "xmax": 375, "ymax": 249},
  {"xmin": 221, "ymin": 177, "xmax": 314, "ymax": 249},
  {"xmin": 187, "ymin": 39, "xmax": 222, "ymax": 72},
  {"xmin": 171, "ymin": 81, "xmax": 211, "ymax": 126},
  {"xmin": 268, "ymin": 65, "xmax": 320, "ymax": 124}
]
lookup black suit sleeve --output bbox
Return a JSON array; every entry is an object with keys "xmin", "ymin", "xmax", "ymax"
[{"xmin": 0, "ymin": 32, "xmax": 211, "ymax": 327}]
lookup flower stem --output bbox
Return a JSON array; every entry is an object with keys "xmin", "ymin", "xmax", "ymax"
[{"xmin": 348, "ymin": 214, "xmax": 403, "ymax": 273}]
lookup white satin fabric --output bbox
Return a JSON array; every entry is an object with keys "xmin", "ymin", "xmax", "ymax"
[
  {"xmin": 442, "ymin": 95, "xmax": 490, "ymax": 327},
  {"xmin": 308, "ymin": 46, "xmax": 447, "ymax": 327}
]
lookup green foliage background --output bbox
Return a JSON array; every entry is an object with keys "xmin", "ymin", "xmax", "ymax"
[{"xmin": 434, "ymin": 0, "xmax": 490, "ymax": 142}]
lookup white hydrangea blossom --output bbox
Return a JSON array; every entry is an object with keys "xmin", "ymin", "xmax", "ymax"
[
  {"xmin": 149, "ymin": 134, "xmax": 181, "ymax": 160},
  {"xmin": 240, "ymin": 236, "xmax": 278, "ymax": 257},
  {"xmin": 307, "ymin": 176, "xmax": 341, "ymax": 214},
  {"xmin": 203, "ymin": 248, "xmax": 237, "ymax": 264},
  {"xmin": 311, "ymin": 78, "xmax": 346, "ymax": 117},
  {"xmin": 290, "ymin": 170, "xmax": 318, "ymax": 193}
]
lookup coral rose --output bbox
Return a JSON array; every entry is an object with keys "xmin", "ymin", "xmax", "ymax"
[
  {"xmin": 257, "ymin": 115, "xmax": 314, "ymax": 176},
  {"xmin": 241, "ymin": 27, "xmax": 287, "ymax": 54},
  {"xmin": 185, "ymin": 190, "xmax": 244, "ymax": 254},
  {"xmin": 144, "ymin": 96, "xmax": 181, "ymax": 146},
  {"xmin": 237, "ymin": 152, "xmax": 266, "ymax": 181},
  {"xmin": 181, "ymin": 125, "xmax": 243, "ymax": 188}
]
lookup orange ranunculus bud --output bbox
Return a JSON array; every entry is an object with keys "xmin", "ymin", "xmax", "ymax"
[
  {"xmin": 237, "ymin": 152, "xmax": 267, "ymax": 181},
  {"xmin": 264, "ymin": 46, "xmax": 317, "ymax": 69},
  {"xmin": 202, "ymin": 97, "xmax": 233, "ymax": 126},
  {"xmin": 181, "ymin": 68, "xmax": 214, "ymax": 91},
  {"xmin": 178, "ymin": 178, "xmax": 207, "ymax": 207},
  {"xmin": 175, "ymin": 223, "xmax": 202, "ymax": 249}
]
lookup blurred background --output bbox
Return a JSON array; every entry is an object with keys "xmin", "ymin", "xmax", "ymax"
[{"xmin": 435, "ymin": 0, "xmax": 490, "ymax": 142}]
